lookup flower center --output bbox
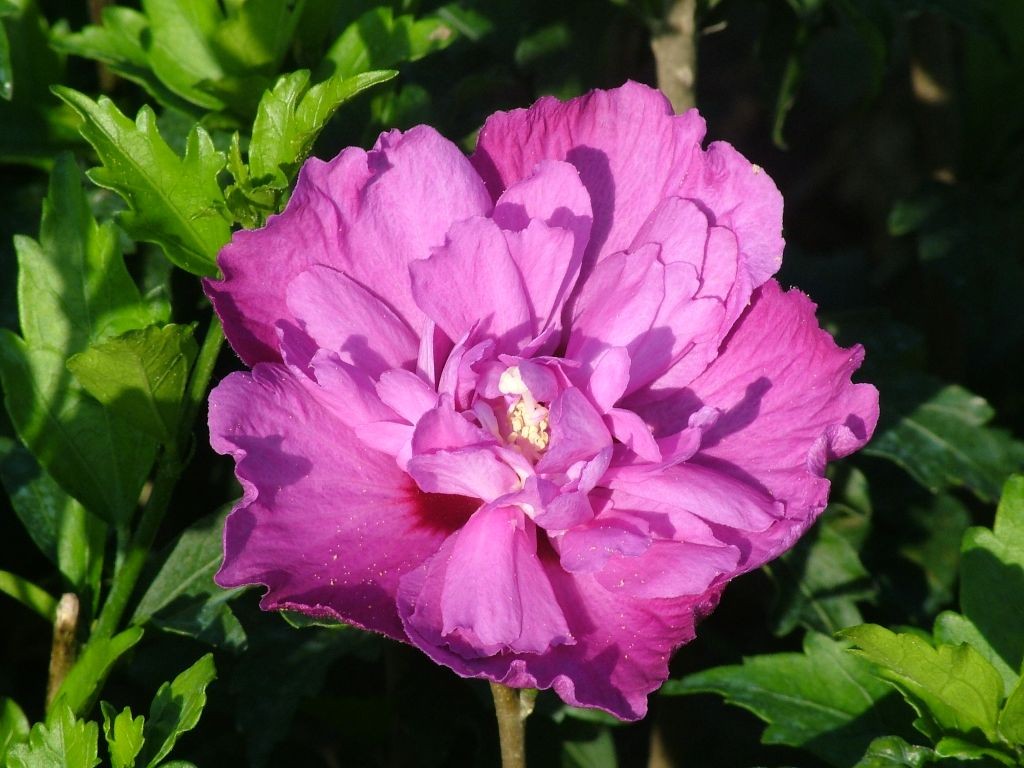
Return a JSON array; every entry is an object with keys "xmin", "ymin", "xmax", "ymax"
[{"xmin": 498, "ymin": 366, "xmax": 550, "ymax": 452}]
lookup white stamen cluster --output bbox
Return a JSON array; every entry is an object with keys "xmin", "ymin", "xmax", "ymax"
[{"xmin": 498, "ymin": 366, "xmax": 550, "ymax": 452}]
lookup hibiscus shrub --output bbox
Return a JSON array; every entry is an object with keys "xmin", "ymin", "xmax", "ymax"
[{"xmin": 1, "ymin": 1, "xmax": 1023, "ymax": 767}]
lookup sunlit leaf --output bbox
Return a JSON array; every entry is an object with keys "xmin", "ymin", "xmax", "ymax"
[
  {"xmin": 0, "ymin": 697, "xmax": 30, "ymax": 763},
  {"xmin": 54, "ymin": 88, "xmax": 230, "ymax": 276},
  {"xmin": 0, "ymin": 155, "xmax": 159, "ymax": 523},
  {"xmin": 7, "ymin": 703, "xmax": 99, "ymax": 768},
  {"xmin": 0, "ymin": 438, "xmax": 105, "ymax": 595},
  {"xmin": 854, "ymin": 735, "xmax": 940, "ymax": 767},
  {"xmin": 664, "ymin": 631, "xmax": 909, "ymax": 766},
  {"xmin": 136, "ymin": 654, "xmax": 216, "ymax": 768},
  {"xmin": 840, "ymin": 625, "xmax": 1004, "ymax": 746},
  {"xmin": 100, "ymin": 702, "xmax": 145, "ymax": 768},
  {"xmin": 50, "ymin": 627, "xmax": 144, "ymax": 718},
  {"xmin": 68, "ymin": 324, "xmax": 197, "ymax": 445},
  {"xmin": 248, "ymin": 68, "xmax": 396, "ymax": 188},
  {"xmin": 323, "ymin": 7, "xmax": 458, "ymax": 79}
]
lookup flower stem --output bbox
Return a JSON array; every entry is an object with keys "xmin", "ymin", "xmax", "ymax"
[
  {"xmin": 91, "ymin": 315, "xmax": 224, "ymax": 640},
  {"xmin": 490, "ymin": 683, "xmax": 533, "ymax": 768}
]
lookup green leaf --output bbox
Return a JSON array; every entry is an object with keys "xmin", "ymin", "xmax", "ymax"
[
  {"xmin": 562, "ymin": 725, "xmax": 618, "ymax": 768},
  {"xmin": 0, "ymin": 155, "xmax": 159, "ymax": 523},
  {"xmin": 248, "ymin": 68, "xmax": 396, "ymax": 188},
  {"xmin": 840, "ymin": 624, "xmax": 1004, "ymax": 745},
  {"xmin": 0, "ymin": 0, "xmax": 80, "ymax": 164},
  {"xmin": 54, "ymin": 88, "xmax": 230, "ymax": 276},
  {"xmin": 933, "ymin": 736, "xmax": 1015, "ymax": 765},
  {"xmin": 959, "ymin": 475, "xmax": 1024, "ymax": 683},
  {"xmin": 663, "ymin": 631, "xmax": 908, "ymax": 766},
  {"xmin": 140, "ymin": 0, "xmax": 230, "ymax": 111},
  {"xmin": 0, "ymin": 437, "xmax": 105, "ymax": 596},
  {"xmin": 133, "ymin": 505, "xmax": 246, "ymax": 650},
  {"xmin": 323, "ymin": 7, "xmax": 458, "ymax": 80},
  {"xmin": 100, "ymin": 702, "xmax": 145, "ymax": 768},
  {"xmin": 67, "ymin": 324, "xmax": 197, "ymax": 444},
  {"xmin": 279, "ymin": 610, "xmax": 347, "ymax": 631},
  {"xmin": 900, "ymin": 494, "xmax": 971, "ymax": 615},
  {"xmin": 865, "ymin": 379, "xmax": 1024, "ymax": 503},
  {"xmin": 0, "ymin": 1, "xmax": 13, "ymax": 101},
  {"xmin": 50, "ymin": 627, "xmax": 144, "ymax": 718},
  {"xmin": 854, "ymin": 736, "xmax": 940, "ymax": 767},
  {"xmin": 137, "ymin": 654, "xmax": 216, "ymax": 768},
  {"xmin": 52, "ymin": 6, "xmax": 196, "ymax": 115},
  {"xmin": 998, "ymin": 675, "xmax": 1024, "ymax": 745},
  {"xmin": 7, "ymin": 703, "xmax": 99, "ymax": 768},
  {"xmin": 0, "ymin": 697, "xmax": 30, "ymax": 762},
  {"xmin": 141, "ymin": 0, "xmax": 305, "ymax": 116},
  {"xmin": 766, "ymin": 505, "xmax": 874, "ymax": 636},
  {"xmin": 0, "ymin": 569, "xmax": 56, "ymax": 620},
  {"xmin": 933, "ymin": 612, "xmax": 1018, "ymax": 697}
]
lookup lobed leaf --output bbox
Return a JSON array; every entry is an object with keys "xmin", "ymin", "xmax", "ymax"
[
  {"xmin": 54, "ymin": 87, "xmax": 230, "ymax": 276},
  {"xmin": 840, "ymin": 624, "xmax": 1004, "ymax": 746},
  {"xmin": 248, "ymin": 68, "xmax": 396, "ymax": 189},
  {"xmin": 865, "ymin": 379, "xmax": 1024, "ymax": 503},
  {"xmin": 323, "ymin": 7, "xmax": 458, "ymax": 80},
  {"xmin": 136, "ymin": 654, "xmax": 216, "ymax": 768},
  {"xmin": 7, "ymin": 703, "xmax": 99, "ymax": 768},
  {"xmin": 100, "ymin": 702, "xmax": 145, "ymax": 768},
  {"xmin": 52, "ymin": 6, "xmax": 195, "ymax": 114},
  {"xmin": 663, "ymin": 631, "xmax": 909, "ymax": 766}
]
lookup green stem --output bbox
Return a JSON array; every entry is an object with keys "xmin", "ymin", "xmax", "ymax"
[
  {"xmin": 490, "ymin": 683, "xmax": 532, "ymax": 768},
  {"xmin": 0, "ymin": 569, "xmax": 58, "ymax": 621},
  {"xmin": 91, "ymin": 315, "xmax": 224, "ymax": 639}
]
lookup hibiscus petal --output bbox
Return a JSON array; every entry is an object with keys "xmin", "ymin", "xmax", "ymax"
[
  {"xmin": 398, "ymin": 550, "xmax": 725, "ymax": 720},
  {"xmin": 410, "ymin": 218, "xmax": 533, "ymax": 352},
  {"xmin": 595, "ymin": 540, "xmax": 739, "ymax": 598},
  {"xmin": 536, "ymin": 388, "xmax": 613, "ymax": 474},
  {"xmin": 676, "ymin": 141, "xmax": 784, "ymax": 288},
  {"xmin": 208, "ymin": 126, "xmax": 491, "ymax": 365},
  {"xmin": 503, "ymin": 220, "xmax": 580, "ymax": 336},
  {"xmin": 686, "ymin": 280, "xmax": 880, "ymax": 565},
  {"xmin": 210, "ymin": 364, "xmax": 473, "ymax": 639},
  {"xmin": 436, "ymin": 505, "xmax": 573, "ymax": 655},
  {"xmin": 566, "ymin": 244, "xmax": 664, "ymax": 369},
  {"xmin": 286, "ymin": 265, "xmax": 418, "ymax": 377},
  {"xmin": 407, "ymin": 447, "xmax": 519, "ymax": 501},
  {"xmin": 472, "ymin": 81, "xmax": 705, "ymax": 274},
  {"xmin": 411, "ymin": 398, "xmax": 496, "ymax": 454},
  {"xmin": 376, "ymin": 369, "xmax": 438, "ymax": 424}
]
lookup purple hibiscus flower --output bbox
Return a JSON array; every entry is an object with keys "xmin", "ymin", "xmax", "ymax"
[{"xmin": 206, "ymin": 82, "xmax": 879, "ymax": 720}]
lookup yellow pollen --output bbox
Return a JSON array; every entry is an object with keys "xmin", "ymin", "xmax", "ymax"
[
  {"xmin": 499, "ymin": 365, "xmax": 550, "ymax": 452},
  {"xmin": 509, "ymin": 400, "xmax": 550, "ymax": 450}
]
